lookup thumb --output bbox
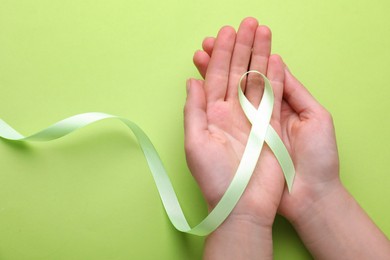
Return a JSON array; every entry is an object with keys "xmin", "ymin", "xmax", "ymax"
[{"xmin": 283, "ymin": 65, "xmax": 323, "ymax": 115}]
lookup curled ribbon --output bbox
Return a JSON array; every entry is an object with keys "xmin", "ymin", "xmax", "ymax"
[{"xmin": 0, "ymin": 71, "xmax": 294, "ymax": 236}]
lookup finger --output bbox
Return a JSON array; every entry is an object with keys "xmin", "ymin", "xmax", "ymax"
[
  {"xmin": 184, "ymin": 79, "xmax": 208, "ymax": 141},
  {"xmin": 225, "ymin": 17, "xmax": 258, "ymax": 101},
  {"xmin": 266, "ymin": 55, "xmax": 285, "ymax": 132},
  {"xmin": 204, "ymin": 26, "xmax": 236, "ymax": 103},
  {"xmin": 202, "ymin": 37, "xmax": 215, "ymax": 56},
  {"xmin": 283, "ymin": 64, "xmax": 323, "ymax": 115},
  {"xmin": 193, "ymin": 50, "xmax": 211, "ymax": 79},
  {"xmin": 249, "ymin": 26, "xmax": 272, "ymax": 74},
  {"xmin": 245, "ymin": 26, "xmax": 272, "ymax": 106}
]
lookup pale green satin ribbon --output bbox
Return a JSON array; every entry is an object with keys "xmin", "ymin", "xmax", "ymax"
[{"xmin": 0, "ymin": 71, "xmax": 294, "ymax": 236}]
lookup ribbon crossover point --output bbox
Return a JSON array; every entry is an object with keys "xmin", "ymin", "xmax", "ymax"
[{"xmin": 0, "ymin": 71, "xmax": 295, "ymax": 236}]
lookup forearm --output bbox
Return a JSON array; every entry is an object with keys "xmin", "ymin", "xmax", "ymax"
[
  {"xmin": 203, "ymin": 215, "xmax": 273, "ymax": 260},
  {"xmin": 291, "ymin": 182, "xmax": 390, "ymax": 260}
]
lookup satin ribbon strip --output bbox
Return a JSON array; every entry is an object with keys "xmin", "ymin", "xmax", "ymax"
[
  {"xmin": 238, "ymin": 71, "xmax": 295, "ymax": 192},
  {"xmin": 0, "ymin": 71, "xmax": 295, "ymax": 236}
]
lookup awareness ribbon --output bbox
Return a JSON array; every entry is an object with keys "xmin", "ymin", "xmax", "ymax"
[{"xmin": 0, "ymin": 71, "xmax": 294, "ymax": 236}]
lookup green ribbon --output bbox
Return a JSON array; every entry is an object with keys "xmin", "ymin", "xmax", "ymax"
[{"xmin": 0, "ymin": 71, "xmax": 294, "ymax": 236}]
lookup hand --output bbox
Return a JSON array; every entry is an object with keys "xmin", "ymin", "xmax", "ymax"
[
  {"xmin": 186, "ymin": 17, "xmax": 286, "ymax": 228},
  {"xmin": 272, "ymin": 51, "xmax": 390, "ymax": 260},
  {"xmin": 188, "ymin": 17, "xmax": 288, "ymax": 259},
  {"xmin": 276, "ymin": 67, "xmax": 340, "ymax": 222}
]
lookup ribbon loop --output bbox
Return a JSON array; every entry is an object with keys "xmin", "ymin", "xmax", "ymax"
[
  {"xmin": 0, "ymin": 71, "xmax": 295, "ymax": 236},
  {"xmin": 238, "ymin": 71, "xmax": 295, "ymax": 191}
]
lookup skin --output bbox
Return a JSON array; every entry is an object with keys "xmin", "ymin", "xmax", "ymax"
[{"xmin": 187, "ymin": 17, "xmax": 390, "ymax": 259}]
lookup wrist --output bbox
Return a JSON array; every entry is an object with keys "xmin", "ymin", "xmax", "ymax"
[
  {"xmin": 225, "ymin": 210, "xmax": 275, "ymax": 230},
  {"xmin": 289, "ymin": 180, "xmax": 350, "ymax": 229},
  {"xmin": 227, "ymin": 203, "xmax": 277, "ymax": 229},
  {"xmin": 280, "ymin": 176, "xmax": 346, "ymax": 225},
  {"xmin": 204, "ymin": 214, "xmax": 273, "ymax": 260},
  {"xmin": 207, "ymin": 188, "xmax": 281, "ymax": 230},
  {"xmin": 284, "ymin": 180, "xmax": 390, "ymax": 259}
]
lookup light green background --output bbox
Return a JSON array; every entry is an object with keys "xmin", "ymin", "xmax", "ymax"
[{"xmin": 0, "ymin": 0, "xmax": 389, "ymax": 259}]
